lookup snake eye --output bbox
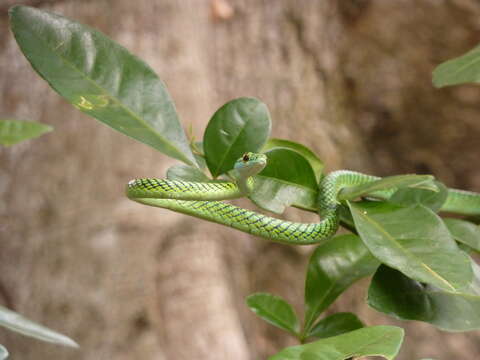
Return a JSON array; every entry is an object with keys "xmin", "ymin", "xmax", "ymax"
[{"xmin": 242, "ymin": 153, "xmax": 250, "ymax": 162}]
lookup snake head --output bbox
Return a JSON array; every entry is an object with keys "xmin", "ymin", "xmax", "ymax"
[{"xmin": 233, "ymin": 152, "xmax": 267, "ymax": 177}]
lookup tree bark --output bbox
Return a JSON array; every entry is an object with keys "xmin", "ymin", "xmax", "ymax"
[{"xmin": 1, "ymin": 1, "xmax": 480, "ymax": 359}]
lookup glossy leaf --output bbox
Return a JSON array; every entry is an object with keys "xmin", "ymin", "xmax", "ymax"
[
  {"xmin": 246, "ymin": 293, "xmax": 300, "ymax": 336},
  {"xmin": 10, "ymin": 5, "xmax": 195, "ymax": 165},
  {"xmin": 259, "ymin": 148, "xmax": 318, "ymax": 190},
  {"xmin": 0, "ymin": 306, "xmax": 78, "ymax": 347},
  {"xmin": 433, "ymin": 44, "xmax": 480, "ymax": 87},
  {"xmin": 166, "ymin": 164, "xmax": 210, "ymax": 182},
  {"xmin": 338, "ymin": 174, "xmax": 435, "ymax": 201},
  {"xmin": 250, "ymin": 177, "xmax": 317, "ymax": 214},
  {"xmin": 368, "ymin": 265, "xmax": 480, "ymax": 331},
  {"xmin": 269, "ymin": 326, "xmax": 404, "ymax": 360},
  {"xmin": 444, "ymin": 218, "xmax": 480, "ymax": 251},
  {"xmin": 0, "ymin": 119, "xmax": 52, "ymax": 146},
  {"xmin": 349, "ymin": 201, "xmax": 473, "ymax": 293},
  {"xmin": 262, "ymin": 138, "xmax": 324, "ymax": 182},
  {"xmin": 304, "ymin": 234, "xmax": 379, "ymax": 332},
  {"xmin": 250, "ymin": 148, "xmax": 318, "ymax": 214},
  {"xmin": 308, "ymin": 312, "xmax": 364, "ymax": 339},
  {"xmin": 389, "ymin": 181, "xmax": 448, "ymax": 212},
  {"xmin": 0, "ymin": 345, "xmax": 7, "ymax": 360},
  {"xmin": 203, "ymin": 97, "xmax": 271, "ymax": 177}
]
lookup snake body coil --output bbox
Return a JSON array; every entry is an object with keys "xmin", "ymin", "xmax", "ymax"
[{"xmin": 127, "ymin": 153, "xmax": 480, "ymax": 245}]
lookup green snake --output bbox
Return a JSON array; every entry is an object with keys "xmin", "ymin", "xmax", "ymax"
[{"xmin": 126, "ymin": 152, "xmax": 480, "ymax": 245}]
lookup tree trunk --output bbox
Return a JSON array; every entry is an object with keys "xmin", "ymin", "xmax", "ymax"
[{"xmin": 1, "ymin": 1, "xmax": 479, "ymax": 359}]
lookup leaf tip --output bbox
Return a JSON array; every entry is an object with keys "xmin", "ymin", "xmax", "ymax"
[
  {"xmin": 63, "ymin": 337, "xmax": 80, "ymax": 349},
  {"xmin": 51, "ymin": 332, "xmax": 80, "ymax": 348},
  {"xmin": 8, "ymin": 4, "xmax": 21, "ymax": 17},
  {"xmin": 431, "ymin": 76, "xmax": 444, "ymax": 89},
  {"xmin": 8, "ymin": 4, "xmax": 34, "ymax": 21}
]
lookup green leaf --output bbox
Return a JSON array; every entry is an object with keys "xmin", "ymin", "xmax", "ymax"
[
  {"xmin": 348, "ymin": 201, "xmax": 473, "ymax": 293},
  {"xmin": 10, "ymin": 5, "xmax": 195, "ymax": 165},
  {"xmin": 0, "ymin": 119, "xmax": 52, "ymax": 146},
  {"xmin": 433, "ymin": 44, "xmax": 480, "ymax": 87},
  {"xmin": 250, "ymin": 177, "xmax": 317, "ymax": 214},
  {"xmin": 368, "ymin": 265, "xmax": 480, "ymax": 331},
  {"xmin": 246, "ymin": 293, "xmax": 300, "ymax": 336},
  {"xmin": 259, "ymin": 148, "xmax": 318, "ymax": 190},
  {"xmin": 250, "ymin": 148, "xmax": 318, "ymax": 214},
  {"xmin": 269, "ymin": 326, "xmax": 404, "ymax": 360},
  {"xmin": 388, "ymin": 181, "xmax": 448, "ymax": 212},
  {"xmin": 308, "ymin": 312, "xmax": 364, "ymax": 339},
  {"xmin": 166, "ymin": 164, "xmax": 210, "ymax": 182},
  {"xmin": 444, "ymin": 218, "xmax": 480, "ymax": 252},
  {"xmin": 0, "ymin": 345, "xmax": 7, "ymax": 360},
  {"xmin": 338, "ymin": 174, "xmax": 435, "ymax": 201},
  {"xmin": 304, "ymin": 234, "xmax": 379, "ymax": 333},
  {"xmin": 262, "ymin": 138, "xmax": 324, "ymax": 182},
  {"xmin": 203, "ymin": 97, "xmax": 271, "ymax": 177},
  {"xmin": 0, "ymin": 305, "xmax": 78, "ymax": 348}
]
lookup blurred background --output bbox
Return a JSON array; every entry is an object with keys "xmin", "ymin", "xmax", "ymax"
[{"xmin": 1, "ymin": 0, "xmax": 480, "ymax": 359}]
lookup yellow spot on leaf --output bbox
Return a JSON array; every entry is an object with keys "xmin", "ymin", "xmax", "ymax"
[{"xmin": 73, "ymin": 95, "xmax": 110, "ymax": 111}]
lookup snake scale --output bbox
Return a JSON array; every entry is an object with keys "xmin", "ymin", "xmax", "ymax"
[{"xmin": 126, "ymin": 152, "xmax": 480, "ymax": 245}]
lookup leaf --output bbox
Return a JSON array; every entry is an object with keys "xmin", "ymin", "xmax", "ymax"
[
  {"xmin": 262, "ymin": 138, "xmax": 324, "ymax": 182},
  {"xmin": 269, "ymin": 326, "xmax": 404, "ymax": 360},
  {"xmin": 203, "ymin": 97, "xmax": 271, "ymax": 177},
  {"xmin": 250, "ymin": 148, "xmax": 318, "ymax": 214},
  {"xmin": 368, "ymin": 265, "xmax": 480, "ymax": 331},
  {"xmin": 259, "ymin": 148, "xmax": 318, "ymax": 190},
  {"xmin": 388, "ymin": 181, "xmax": 448, "ymax": 212},
  {"xmin": 338, "ymin": 174, "xmax": 435, "ymax": 201},
  {"xmin": 444, "ymin": 218, "xmax": 480, "ymax": 252},
  {"xmin": 432, "ymin": 44, "xmax": 480, "ymax": 87},
  {"xmin": 308, "ymin": 312, "xmax": 364, "ymax": 339},
  {"xmin": 166, "ymin": 164, "xmax": 210, "ymax": 182},
  {"xmin": 246, "ymin": 293, "xmax": 300, "ymax": 336},
  {"xmin": 0, "ymin": 345, "xmax": 7, "ymax": 360},
  {"xmin": 304, "ymin": 234, "xmax": 379, "ymax": 333},
  {"xmin": 0, "ymin": 119, "xmax": 52, "ymax": 146},
  {"xmin": 250, "ymin": 177, "xmax": 317, "ymax": 214},
  {"xmin": 0, "ymin": 305, "xmax": 78, "ymax": 348},
  {"xmin": 348, "ymin": 201, "xmax": 473, "ymax": 293},
  {"xmin": 9, "ymin": 5, "xmax": 195, "ymax": 165}
]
